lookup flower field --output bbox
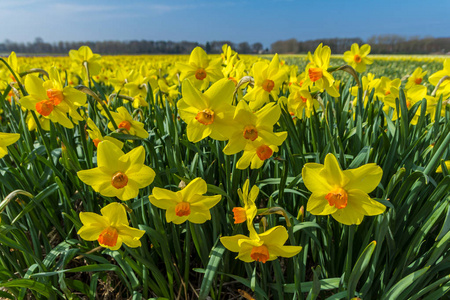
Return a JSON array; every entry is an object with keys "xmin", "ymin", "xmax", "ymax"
[{"xmin": 0, "ymin": 44, "xmax": 449, "ymax": 299}]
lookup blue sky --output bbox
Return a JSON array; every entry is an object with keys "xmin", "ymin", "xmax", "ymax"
[{"xmin": 1, "ymin": 0, "xmax": 448, "ymax": 48}]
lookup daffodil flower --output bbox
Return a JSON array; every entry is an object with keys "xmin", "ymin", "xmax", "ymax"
[
  {"xmin": 303, "ymin": 44, "xmax": 340, "ymax": 97},
  {"xmin": 223, "ymin": 101, "xmax": 287, "ymax": 155},
  {"xmin": 149, "ymin": 178, "xmax": 222, "ymax": 225},
  {"xmin": 243, "ymin": 54, "xmax": 287, "ymax": 109},
  {"xmin": 176, "ymin": 47, "xmax": 224, "ymax": 90},
  {"xmin": 0, "ymin": 132, "xmax": 20, "ymax": 158},
  {"xmin": 177, "ymin": 78, "xmax": 236, "ymax": 143},
  {"xmin": 287, "ymin": 85, "xmax": 320, "ymax": 119},
  {"xmin": 86, "ymin": 118, "xmax": 123, "ymax": 149},
  {"xmin": 302, "ymin": 153, "xmax": 386, "ymax": 225},
  {"xmin": 107, "ymin": 106, "xmax": 148, "ymax": 139},
  {"xmin": 220, "ymin": 225, "xmax": 302, "ymax": 263},
  {"xmin": 236, "ymin": 141, "xmax": 278, "ymax": 170},
  {"xmin": 405, "ymin": 67, "xmax": 427, "ymax": 89},
  {"xmin": 77, "ymin": 202, "xmax": 145, "ymax": 250},
  {"xmin": 69, "ymin": 45, "xmax": 102, "ymax": 80},
  {"xmin": 20, "ymin": 67, "xmax": 86, "ymax": 129},
  {"xmin": 77, "ymin": 140, "xmax": 155, "ymax": 201},
  {"xmin": 343, "ymin": 43, "xmax": 373, "ymax": 73},
  {"xmin": 232, "ymin": 179, "xmax": 258, "ymax": 224}
]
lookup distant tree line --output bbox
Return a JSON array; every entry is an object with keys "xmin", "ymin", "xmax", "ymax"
[
  {"xmin": 0, "ymin": 38, "xmax": 266, "ymax": 55},
  {"xmin": 271, "ymin": 35, "xmax": 450, "ymax": 54}
]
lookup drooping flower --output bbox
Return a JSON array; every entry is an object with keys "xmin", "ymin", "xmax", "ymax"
[
  {"xmin": 0, "ymin": 132, "xmax": 20, "ymax": 158},
  {"xmin": 149, "ymin": 177, "xmax": 222, "ymax": 225},
  {"xmin": 220, "ymin": 225, "xmax": 302, "ymax": 263},
  {"xmin": 302, "ymin": 153, "xmax": 386, "ymax": 225},
  {"xmin": 177, "ymin": 78, "xmax": 236, "ymax": 143},
  {"xmin": 343, "ymin": 44, "xmax": 373, "ymax": 73},
  {"xmin": 77, "ymin": 140, "xmax": 155, "ymax": 201},
  {"xmin": 77, "ymin": 202, "xmax": 145, "ymax": 250}
]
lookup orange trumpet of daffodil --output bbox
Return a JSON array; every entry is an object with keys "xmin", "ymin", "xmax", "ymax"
[
  {"xmin": 302, "ymin": 153, "xmax": 386, "ymax": 225},
  {"xmin": 77, "ymin": 140, "xmax": 155, "ymax": 201},
  {"xmin": 149, "ymin": 178, "xmax": 222, "ymax": 225},
  {"xmin": 77, "ymin": 202, "xmax": 145, "ymax": 250}
]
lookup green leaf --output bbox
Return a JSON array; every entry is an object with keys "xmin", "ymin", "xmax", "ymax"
[
  {"xmin": 347, "ymin": 240, "xmax": 376, "ymax": 299},
  {"xmin": 198, "ymin": 244, "xmax": 225, "ymax": 300}
]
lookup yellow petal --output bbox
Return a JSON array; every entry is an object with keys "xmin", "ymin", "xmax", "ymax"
[
  {"xmin": 77, "ymin": 168, "xmax": 111, "ymax": 192},
  {"xmin": 331, "ymin": 206, "xmax": 365, "ymax": 225},
  {"xmin": 0, "ymin": 133, "xmax": 20, "ymax": 147},
  {"xmin": 269, "ymin": 245, "xmax": 302, "ymax": 258},
  {"xmin": 347, "ymin": 190, "xmax": 386, "ymax": 216},
  {"xmin": 307, "ymin": 193, "xmax": 338, "ymax": 215},
  {"xmin": 344, "ymin": 163, "xmax": 382, "ymax": 193},
  {"xmin": 190, "ymin": 195, "xmax": 222, "ymax": 209},
  {"xmin": 181, "ymin": 177, "xmax": 207, "ymax": 201},
  {"xmin": 220, "ymin": 235, "xmax": 251, "ymax": 253},
  {"xmin": 127, "ymin": 165, "xmax": 155, "ymax": 188},
  {"xmin": 302, "ymin": 163, "xmax": 331, "ymax": 194},
  {"xmin": 97, "ymin": 140, "xmax": 126, "ymax": 172},
  {"xmin": 321, "ymin": 153, "xmax": 348, "ymax": 187},
  {"xmin": 260, "ymin": 226, "xmax": 289, "ymax": 246},
  {"xmin": 100, "ymin": 203, "xmax": 128, "ymax": 226}
]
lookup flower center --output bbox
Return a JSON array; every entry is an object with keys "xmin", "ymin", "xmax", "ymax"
[
  {"xmin": 232, "ymin": 207, "xmax": 246, "ymax": 224},
  {"xmin": 406, "ymin": 100, "xmax": 411, "ymax": 109},
  {"xmin": 250, "ymin": 245, "xmax": 269, "ymax": 263},
  {"xmin": 118, "ymin": 120, "xmax": 131, "ymax": 131},
  {"xmin": 175, "ymin": 202, "xmax": 191, "ymax": 217},
  {"xmin": 195, "ymin": 109, "xmax": 215, "ymax": 125},
  {"xmin": 243, "ymin": 125, "xmax": 258, "ymax": 141},
  {"xmin": 46, "ymin": 89, "xmax": 64, "ymax": 106},
  {"xmin": 385, "ymin": 90, "xmax": 391, "ymax": 96},
  {"xmin": 414, "ymin": 77, "xmax": 422, "ymax": 85},
  {"xmin": 98, "ymin": 227, "xmax": 118, "ymax": 247},
  {"xmin": 262, "ymin": 79, "xmax": 275, "ymax": 92},
  {"xmin": 353, "ymin": 54, "xmax": 362, "ymax": 63},
  {"xmin": 325, "ymin": 187, "xmax": 348, "ymax": 209},
  {"xmin": 195, "ymin": 68, "xmax": 207, "ymax": 80},
  {"xmin": 111, "ymin": 172, "xmax": 128, "ymax": 189},
  {"xmin": 308, "ymin": 68, "xmax": 323, "ymax": 82},
  {"xmin": 256, "ymin": 145, "xmax": 273, "ymax": 160},
  {"xmin": 35, "ymin": 100, "xmax": 54, "ymax": 116},
  {"xmin": 93, "ymin": 138, "xmax": 102, "ymax": 147},
  {"xmin": 301, "ymin": 96, "xmax": 308, "ymax": 103}
]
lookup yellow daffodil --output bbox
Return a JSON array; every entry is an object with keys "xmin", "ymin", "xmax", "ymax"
[
  {"xmin": 69, "ymin": 46, "xmax": 102, "ymax": 79},
  {"xmin": 244, "ymin": 54, "xmax": 288, "ymax": 109},
  {"xmin": 77, "ymin": 202, "xmax": 145, "ymax": 250},
  {"xmin": 107, "ymin": 106, "xmax": 148, "ymax": 139},
  {"xmin": 20, "ymin": 67, "xmax": 86, "ymax": 129},
  {"xmin": 0, "ymin": 132, "xmax": 20, "ymax": 158},
  {"xmin": 236, "ymin": 141, "xmax": 279, "ymax": 170},
  {"xmin": 232, "ymin": 179, "xmax": 258, "ymax": 224},
  {"xmin": 383, "ymin": 85, "xmax": 436, "ymax": 125},
  {"xmin": 176, "ymin": 47, "xmax": 224, "ymax": 90},
  {"xmin": 350, "ymin": 73, "xmax": 380, "ymax": 107},
  {"xmin": 436, "ymin": 161, "xmax": 450, "ymax": 173},
  {"xmin": 303, "ymin": 44, "xmax": 340, "ymax": 97},
  {"xmin": 343, "ymin": 44, "xmax": 373, "ymax": 73},
  {"xmin": 177, "ymin": 78, "xmax": 236, "ymax": 143},
  {"xmin": 149, "ymin": 177, "xmax": 222, "ymax": 225},
  {"xmin": 302, "ymin": 153, "xmax": 386, "ymax": 225},
  {"xmin": 25, "ymin": 112, "xmax": 50, "ymax": 131},
  {"xmin": 375, "ymin": 77, "xmax": 401, "ymax": 101},
  {"xmin": 287, "ymin": 85, "xmax": 320, "ymax": 119},
  {"xmin": 223, "ymin": 101, "xmax": 287, "ymax": 155},
  {"xmin": 86, "ymin": 118, "xmax": 123, "ymax": 148},
  {"xmin": 77, "ymin": 140, "xmax": 155, "ymax": 201},
  {"xmin": 429, "ymin": 59, "xmax": 450, "ymax": 89},
  {"xmin": 405, "ymin": 67, "xmax": 427, "ymax": 89},
  {"xmin": 220, "ymin": 225, "xmax": 302, "ymax": 263}
]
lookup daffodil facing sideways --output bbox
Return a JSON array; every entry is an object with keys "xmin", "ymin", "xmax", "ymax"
[
  {"xmin": 232, "ymin": 179, "xmax": 258, "ymax": 224},
  {"xmin": 0, "ymin": 132, "xmax": 20, "ymax": 158},
  {"xmin": 176, "ymin": 47, "xmax": 224, "ymax": 90},
  {"xmin": 287, "ymin": 85, "xmax": 320, "ymax": 119},
  {"xmin": 177, "ymin": 78, "xmax": 236, "ymax": 143},
  {"xmin": 20, "ymin": 67, "xmax": 87, "ymax": 129},
  {"xmin": 303, "ymin": 44, "xmax": 340, "ymax": 97},
  {"xmin": 220, "ymin": 225, "xmax": 302, "ymax": 263},
  {"xmin": 149, "ymin": 177, "xmax": 222, "ymax": 225},
  {"xmin": 343, "ymin": 43, "xmax": 373, "ymax": 73},
  {"xmin": 77, "ymin": 140, "xmax": 155, "ymax": 201},
  {"xmin": 86, "ymin": 118, "xmax": 123, "ymax": 149},
  {"xmin": 77, "ymin": 202, "xmax": 145, "ymax": 250},
  {"xmin": 302, "ymin": 153, "xmax": 386, "ymax": 225},
  {"xmin": 405, "ymin": 67, "xmax": 427, "ymax": 89},
  {"xmin": 69, "ymin": 45, "xmax": 102, "ymax": 80}
]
